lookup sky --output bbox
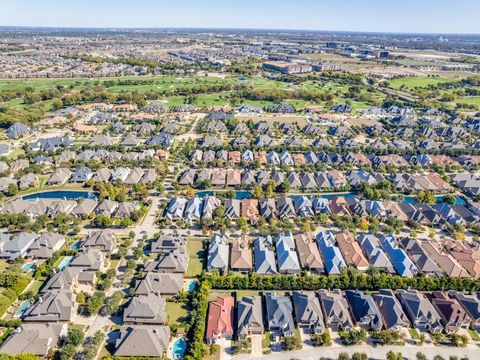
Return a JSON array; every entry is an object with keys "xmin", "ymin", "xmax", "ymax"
[{"xmin": 1, "ymin": 0, "xmax": 479, "ymax": 34}]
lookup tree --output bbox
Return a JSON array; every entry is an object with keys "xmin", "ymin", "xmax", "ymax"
[
  {"xmin": 339, "ymin": 328, "xmax": 367, "ymax": 346},
  {"xmin": 5, "ymin": 184, "xmax": 18, "ymax": 197},
  {"xmin": 416, "ymin": 352, "xmax": 427, "ymax": 360},
  {"xmin": 338, "ymin": 352, "xmax": 350, "ymax": 360},
  {"xmin": 66, "ymin": 326, "xmax": 84, "ymax": 346},
  {"xmin": 278, "ymin": 179, "xmax": 290, "ymax": 193},
  {"xmin": 59, "ymin": 343, "xmax": 76, "ymax": 360},
  {"xmin": 86, "ymin": 291, "xmax": 105, "ymax": 316},
  {"xmin": 359, "ymin": 217, "xmax": 369, "ymax": 231}
]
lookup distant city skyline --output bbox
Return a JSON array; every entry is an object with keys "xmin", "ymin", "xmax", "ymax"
[{"xmin": 1, "ymin": 0, "xmax": 479, "ymax": 34}]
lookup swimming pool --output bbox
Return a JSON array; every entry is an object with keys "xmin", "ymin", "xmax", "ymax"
[
  {"xmin": 70, "ymin": 241, "xmax": 81, "ymax": 251},
  {"xmin": 196, "ymin": 190, "xmax": 252, "ymax": 200},
  {"xmin": 16, "ymin": 300, "xmax": 32, "ymax": 318},
  {"xmin": 21, "ymin": 262, "xmax": 36, "ymax": 273},
  {"xmin": 186, "ymin": 280, "xmax": 196, "ymax": 293},
  {"xmin": 57, "ymin": 256, "xmax": 73, "ymax": 270},
  {"xmin": 22, "ymin": 190, "xmax": 98, "ymax": 201},
  {"xmin": 172, "ymin": 338, "xmax": 187, "ymax": 359}
]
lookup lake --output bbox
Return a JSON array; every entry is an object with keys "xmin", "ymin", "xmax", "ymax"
[{"xmin": 22, "ymin": 190, "xmax": 98, "ymax": 201}]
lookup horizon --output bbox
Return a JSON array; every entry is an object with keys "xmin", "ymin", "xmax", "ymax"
[
  {"xmin": 1, "ymin": 0, "xmax": 479, "ymax": 34},
  {"xmin": 1, "ymin": 25, "xmax": 480, "ymax": 36}
]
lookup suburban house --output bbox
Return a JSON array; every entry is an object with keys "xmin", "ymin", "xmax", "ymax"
[
  {"xmin": 123, "ymin": 293, "xmax": 167, "ymax": 325},
  {"xmin": 81, "ymin": 230, "xmax": 117, "ymax": 254},
  {"xmin": 274, "ymin": 233, "xmax": 301, "ymax": 274},
  {"xmin": 207, "ymin": 234, "xmax": 230, "ymax": 273},
  {"xmin": 254, "ymin": 236, "xmax": 278, "ymax": 275},
  {"xmin": 316, "ymin": 231, "xmax": 346, "ymax": 275},
  {"xmin": 373, "ymin": 289, "xmax": 410, "ymax": 330},
  {"xmin": 429, "ymin": 291, "xmax": 472, "ymax": 332},
  {"xmin": 292, "ymin": 291, "xmax": 325, "ymax": 334},
  {"xmin": 294, "ymin": 233, "xmax": 324, "ymax": 273},
  {"xmin": 113, "ymin": 326, "xmax": 170, "ymax": 357},
  {"xmin": 345, "ymin": 290, "xmax": 383, "ymax": 331},
  {"xmin": 335, "ymin": 231, "xmax": 369, "ymax": 271},
  {"xmin": 265, "ymin": 292, "xmax": 295, "ymax": 338},
  {"xmin": 205, "ymin": 296, "xmax": 235, "ymax": 343},
  {"xmin": 399, "ymin": 237, "xmax": 443, "ymax": 277},
  {"xmin": 448, "ymin": 291, "xmax": 480, "ymax": 330},
  {"xmin": 22, "ymin": 289, "xmax": 75, "ymax": 322},
  {"xmin": 380, "ymin": 235, "xmax": 418, "ymax": 277},
  {"xmin": 237, "ymin": 296, "xmax": 264, "ymax": 340},
  {"xmin": 230, "ymin": 235, "xmax": 253, "ymax": 273},
  {"xmin": 358, "ymin": 233, "xmax": 394, "ymax": 273},
  {"xmin": 317, "ymin": 289, "xmax": 353, "ymax": 331},
  {"xmin": 396, "ymin": 289, "xmax": 444, "ymax": 333},
  {"xmin": 134, "ymin": 272, "xmax": 183, "ymax": 296}
]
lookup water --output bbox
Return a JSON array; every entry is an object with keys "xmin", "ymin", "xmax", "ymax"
[
  {"xmin": 57, "ymin": 256, "xmax": 73, "ymax": 270},
  {"xmin": 196, "ymin": 190, "xmax": 252, "ymax": 200},
  {"xmin": 16, "ymin": 300, "xmax": 32, "ymax": 318},
  {"xmin": 21, "ymin": 263, "xmax": 36, "ymax": 273},
  {"xmin": 172, "ymin": 338, "xmax": 187, "ymax": 359},
  {"xmin": 70, "ymin": 241, "xmax": 81, "ymax": 251},
  {"xmin": 186, "ymin": 280, "xmax": 196, "ymax": 293},
  {"xmin": 403, "ymin": 195, "xmax": 467, "ymax": 206},
  {"xmin": 22, "ymin": 190, "xmax": 98, "ymax": 201}
]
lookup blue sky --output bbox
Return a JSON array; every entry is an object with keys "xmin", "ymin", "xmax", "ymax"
[{"xmin": 1, "ymin": 0, "xmax": 479, "ymax": 34}]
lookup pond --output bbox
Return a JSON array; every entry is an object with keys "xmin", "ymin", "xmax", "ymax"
[
  {"xmin": 22, "ymin": 190, "xmax": 98, "ymax": 201},
  {"xmin": 403, "ymin": 195, "xmax": 467, "ymax": 206},
  {"xmin": 196, "ymin": 190, "xmax": 252, "ymax": 200},
  {"xmin": 57, "ymin": 256, "xmax": 73, "ymax": 270},
  {"xmin": 21, "ymin": 262, "xmax": 36, "ymax": 273},
  {"xmin": 172, "ymin": 338, "xmax": 187, "ymax": 359},
  {"xmin": 15, "ymin": 300, "xmax": 31, "ymax": 318}
]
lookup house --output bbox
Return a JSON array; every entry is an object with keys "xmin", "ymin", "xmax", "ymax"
[
  {"xmin": 70, "ymin": 198, "xmax": 98, "ymax": 218},
  {"xmin": 112, "ymin": 167, "xmax": 131, "ymax": 183},
  {"xmin": 7, "ymin": 122, "xmax": 31, "ymax": 139},
  {"xmin": 70, "ymin": 166, "xmax": 93, "ymax": 183},
  {"xmin": 147, "ymin": 132, "xmax": 173, "ymax": 148},
  {"xmin": 95, "ymin": 199, "xmax": 119, "ymax": 217},
  {"xmin": 114, "ymin": 202, "xmax": 139, "ymax": 219},
  {"xmin": 294, "ymin": 233, "xmax": 324, "ymax": 273},
  {"xmin": 442, "ymin": 240, "xmax": 480, "ymax": 277},
  {"xmin": 19, "ymin": 173, "xmax": 39, "ymax": 190},
  {"xmin": 42, "ymin": 267, "xmax": 79, "ymax": 293},
  {"xmin": 358, "ymin": 233, "xmax": 394, "ymax": 273},
  {"xmin": 379, "ymin": 234, "xmax": 418, "ymax": 277},
  {"xmin": 275, "ymin": 233, "xmax": 300, "ymax": 274},
  {"xmin": 276, "ymin": 197, "xmax": 296, "ymax": 219},
  {"xmin": 241, "ymin": 198, "xmax": 259, "ymax": 223},
  {"xmin": 113, "ymin": 326, "xmax": 170, "ymax": 357},
  {"xmin": 373, "ymin": 289, "xmax": 410, "ymax": 330},
  {"xmin": 316, "ymin": 231, "xmax": 346, "ymax": 275},
  {"xmin": 123, "ymin": 293, "xmax": 167, "ymax": 325},
  {"xmin": 224, "ymin": 199, "xmax": 240, "ymax": 220},
  {"xmin": 429, "ymin": 291, "xmax": 471, "ymax": 332},
  {"xmin": 134, "ymin": 272, "xmax": 183, "ymax": 296},
  {"xmin": 345, "ymin": 290, "xmax": 383, "ymax": 331},
  {"xmin": 265, "ymin": 292, "xmax": 295, "ymax": 337},
  {"xmin": 30, "ymin": 136, "xmax": 72, "ymax": 152},
  {"xmin": 183, "ymin": 197, "xmax": 202, "ymax": 222},
  {"xmin": 230, "ymin": 235, "xmax": 253, "ymax": 273},
  {"xmin": 47, "ymin": 168, "xmax": 72, "ymax": 186},
  {"xmin": 237, "ymin": 296, "xmax": 264, "ymax": 340},
  {"xmin": 0, "ymin": 322, "xmax": 67, "ymax": 357},
  {"xmin": 207, "ymin": 234, "xmax": 229, "ymax": 273},
  {"xmin": 317, "ymin": 289, "xmax": 353, "ymax": 330},
  {"xmin": 22, "ymin": 289, "xmax": 75, "ymax": 322},
  {"xmin": 205, "ymin": 296, "xmax": 235, "ymax": 343},
  {"xmin": 396, "ymin": 289, "xmax": 444, "ymax": 333},
  {"xmin": 448, "ymin": 291, "xmax": 480, "ymax": 330},
  {"xmin": 70, "ymin": 248, "xmax": 105, "ymax": 273},
  {"xmin": 0, "ymin": 232, "xmax": 39, "ymax": 260},
  {"xmin": 259, "ymin": 198, "xmax": 277, "ymax": 220},
  {"xmin": 122, "ymin": 134, "xmax": 141, "ymax": 147},
  {"xmin": 202, "ymin": 195, "xmax": 221, "ymax": 219},
  {"xmin": 292, "ymin": 291, "xmax": 324, "ymax": 334},
  {"xmin": 399, "ymin": 237, "xmax": 443, "ymax": 277},
  {"xmin": 124, "ymin": 168, "xmax": 145, "ymax": 185},
  {"xmin": 27, "ymin": 232, "xmax": 65, "ymax": 259},
  {"xmin": 165, "ymin": 197, "xmax": 187, "ymax": 220},
  {"xmin": 82, "ymin": 229, "xmax": 116, "ymax": 254},
  {"xmin": 335, "ymin": 231, "xmax": 369, "ymax": 271},
  {"xmin": 254, "ymin": 236, "xmax": 278, "ymax": 275}
]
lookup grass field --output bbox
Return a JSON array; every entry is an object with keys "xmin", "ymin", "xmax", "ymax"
[
  {"xmin": 186, "ymin": 238, "xmax": 206, "ymax": 277},
  {"xmin": 388, "ymin": 76, "xmax": 459, "ymax": 89},
  {"xmin": 165, "ymin": 301, "xmax": 190, "ymax": 326}
]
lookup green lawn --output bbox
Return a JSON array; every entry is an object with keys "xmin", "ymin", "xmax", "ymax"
[
  {"xmin": 186, "ymin": 238, "xmax": 206, "ymax": 277},
  {"xmin": 468, "ymin": 329, "xmax": 480, "ymax": 341},
  {"xmin": 409, "ymin": 328, "xmax": 420, "ymax": 339},
  {"xmin": 165, "ymin": 301, "xmax": 190, "ymax": 326},
  {"xmin": 388, "ymin": 76, "xmax": 459, "ymax": 89}
]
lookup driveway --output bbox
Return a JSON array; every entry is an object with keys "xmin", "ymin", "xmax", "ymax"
[{"xmin": 250, "ymin": 335, "xmax": 262, "ymax": 356}]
